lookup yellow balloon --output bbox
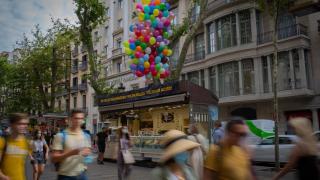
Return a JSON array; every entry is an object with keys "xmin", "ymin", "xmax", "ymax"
[
  {"xmin": 153, "ymin": 9, "xmax": 159, "ymax": 17},
  {"xmin": 125, "ymin": 48, "xmax": 132, "ymax": 55},
  {"xmin": 142, "ymin": 0, "xmax": 150, "ymax": 5},
  {"xmin": 167, "ymin": 49, "xmax": 173, "ymax": 56}
]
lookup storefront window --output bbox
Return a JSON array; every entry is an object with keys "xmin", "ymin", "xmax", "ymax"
[
  {"xmin": 239, "ymin": 10, "xmax": 252, "ymax": 44},
  {"xmin": 218, "ymin": 61, "xmax": 239, "ymax": 97},
  {"xmin": 216, "ymin": 14, "xmax": 237, "ymax": 50},
  {"xmin": 209, "ymin": 66, "xmax": 217, "ymax": 95},
  {"xmin": 262, "ymin": 56, "xmax": 270, "ymax": 93},
  {"xmin": 187, "ymin": 71, "xmax": 200, "ymax": 85},
  {"xmin": 242, "ymin": 59, "xmax": 255, "ymax": 94}
]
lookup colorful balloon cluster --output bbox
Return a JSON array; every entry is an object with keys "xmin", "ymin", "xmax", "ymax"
[{"xmin": 123, "ymin": 0, "xmax": 174, "ymax": 80}]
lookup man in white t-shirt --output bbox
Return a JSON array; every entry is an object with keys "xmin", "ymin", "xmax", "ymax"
[{"xmin": 51, "ymin": 109, "xmax": 92, "ymax": 180}]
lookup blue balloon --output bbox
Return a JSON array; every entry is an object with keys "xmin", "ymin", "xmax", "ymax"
[
  {"xmin": 130, "ymin": 43, "xmax": 136, "ymax": 50},
  {"xmin": 150, "ymin": 5, "xmax": 155, "ymax": 13},
  {"xmin": 129, "ymin": 25, "xmax": 134, "ymax": 32},
  {"xmin": 155, "ymin": 56, "xmax": 161, "ymax": 64},
  {"xmin": 139, "ymin": 58, "xmax": 145, "ymax": 65},
  {"xmin": 166, "ymin": 3, "xmax": 170, "ymax": 10},
  {"xmin": 163, "ymin": 10, "xmax": 169, "ymax": 17},
  {"xmin": 138, "ymin": 65, "xmax": 145, "ymax": 71},
  {"xmin": 163, "ymin": 63, "xmax": 169, "ymax": 70},
  {"xmin": 144, "ymin": 54, "xmax": 149, "ymax": 61}
]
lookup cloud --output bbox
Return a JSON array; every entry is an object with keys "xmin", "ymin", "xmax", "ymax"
[{"xmin": 0, "ymin": 0, "xmax": 77, "ymax": 51}]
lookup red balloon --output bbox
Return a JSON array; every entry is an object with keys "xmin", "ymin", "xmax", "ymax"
[
  {"xmin": 135, "ymin": 31, "xmax": 141, "ymax": 37},
  {"xmin": 144, "ymin": 68, "xmax": 150, "ymax": 75},
  {"xmin": 160, "ymin": 73, "xmax": 166, "ymax": 79},
  {"xmin": 151, "ymin": 71, "xmax": 157, "ymax": 76},
  {"xmin": 136, "ymin": 71, "xmax": 143, "ymax": 77},
  {"xmin": 149, "ymin": 55, "xmax": 155, "ymax": 62}
]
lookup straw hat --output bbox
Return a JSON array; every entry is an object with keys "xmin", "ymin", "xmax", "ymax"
[{"xmin": 160, "ymin": 130, "xmax": 200, "ymax": 163}]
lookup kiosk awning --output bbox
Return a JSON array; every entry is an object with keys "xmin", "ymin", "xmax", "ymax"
[{"xmin": 134, "ymin": 94, "xmax": 186, "ymax": 108}]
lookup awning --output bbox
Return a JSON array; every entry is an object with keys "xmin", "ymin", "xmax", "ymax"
[
  {"xmin": 134, "ymin": 94, "xmax": 186, "ymax": 108},
  {"xmin": 99, "ymin": 102, "xmax": 133, "ymax": 112}
]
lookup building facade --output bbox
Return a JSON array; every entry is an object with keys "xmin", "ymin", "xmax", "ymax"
[{"xmin": 179, "ymin": 0, "xmax": 320, "ymax": 133}]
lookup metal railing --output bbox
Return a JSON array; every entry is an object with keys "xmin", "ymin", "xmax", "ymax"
[
  {"xmin": 80, "ymin": 62, "xmax": 88, "ymax": 71},
  {"xmin": 112, "ymin": 48, "xmax": 122, "ymax": 56},
  {"xmin": 257, "ymin": 24, "xmax": 308, "ymax": 45},
  {"xmin": 71, "ymin": 85, "xmax": 78, "ymax": 93},
  {"xmin": 207, "ymin": 0, "xmax": 237, "ymax": 11},
  {"xmin": 71, "ymin": 66, "xmax": 78, "ymax": 74},
  {"xmin": 79, "ymin": 83, "xmax": 88, "ymax": 91},
  {"xmin": 185, "ymin": 50, "xmax": 205, "ymax": 64}
]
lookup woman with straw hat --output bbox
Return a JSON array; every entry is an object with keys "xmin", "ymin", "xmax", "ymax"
[
  {"xmin": 152, "ymin": 130, "xmax": 200, "ymax": 180},
  {"xmin": 273, "ymin": 117, "xmax": 320, "ymax": 180}
]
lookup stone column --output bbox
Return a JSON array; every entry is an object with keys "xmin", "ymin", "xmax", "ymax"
[
  {"xmin": 312, "ymin": 109, "xmax": 319, "ymax": 131},
  {"xmin": 238, "ymin": 61, "xmax": 243, "ymax": 95},
  {"xmin": 250, "ymin": 8, "xmax": 257, "ymax": 44},
  {"xmin": 204, "ymin": 68, "xmax": 210, "ymax": 90},
  {"xmin": 236, "ymin": 12, "xmax": 241, "ymax": 46},
  {"xmin": 215, "ymin": 66, "xmax": 219, "ymax": 97}
]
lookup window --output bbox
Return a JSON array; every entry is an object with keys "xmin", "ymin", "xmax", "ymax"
[
  {"xmin": 209, "ymin": 67, "xmax": 217, "ymax": 95},
  {"xmin": 200, "ymin": 70, "xmax": 205, "ymax": 88},
  {"xmin": 82, "ymin": 95, "xmax": 86, "ymax": 108},
  {"xmin": 218, "ymin": 61, "xmax": 240, "ymax": 97},
  {"xmin": 259, "ymin": 138, "xmax": 274, "ymax": 145},
  {"xmin": 304, "ymin": 49, "xmax": 311, "ymax": 88},
  {"xmin": 277, "ymin": 13, "xmax": 296, "ymax": 39},
  {"xmin": 292, "ymin": 49, "xmax": 302, "ymax": 89},
  {"xmin": 239, "ymin": 10, "xmax": 252, "ymax": 44},
  {"xmin": 207, "ymin": 22, "xmax": 216, "ymax": 54},
  {"xmin": 187, "ymin": 71, "xmax": 200, "ymax": 85},
  {"xmin": 82, "ymin": 55, "xmax": 87, "ymax": 65},
  {"xmin": 72, "ymin": 77, "xmax": 78, "ymax": 87},
  {"xmin": 118, "ymin": 19, "xmax": 123, "ymax": 28},
  {"xmin": 278, "ymin": 51, "xmax": 291, "ymax": 91},
  {"xmin": 117, "ymin": 62, "xmax": 122, "ymax": 73},
  {"xmin": 171, "ymin": 7, "xmax": 179, "ymax": 25},
  {"xmin": 73, "ymin": 96, "xmax": 77, "ymax": 108},
  {"xmin": 81, "ymin": 75, "xmax": 87, "ymax": 84},
  {"xmin": 73, "ymin": 59, "xmax": 78, "ymax": 68},
  {"xmin": 58, "ymin": 100, "xmax": 61, "ymax": 111},
  {"xmin": 242, "ymin": 59, "xmax": 255, "ymax": 94},
  {"xmin": 191, "ymin": 4, "xmax": 200, "ymax": 23},
  {"xmin": 131, "ymin": 84, "xmax": 139, "ymax": 90},
  {"xmin": 116, "ymin": 39, "xmax": 122, "ymax": 49},
  {"xmin": 195, "ymin": 34, "xmax": 205, "ymax": 60},
  {"xmin": 262, "ymin": 56, "xmax": 270, "ymax": 93},
  {"xmin": 105, "ymin": 7, "xmax": 110, "ymax": 17},
  {"xmin": 216, "ymin": 14, "xmax": 237, "ymax": 50},
  {"xmin": 118, "ymin": 0, "xmax": 123, "ymax": 8}
]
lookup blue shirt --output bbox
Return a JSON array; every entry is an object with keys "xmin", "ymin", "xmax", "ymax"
[{"xmin": 212, "ymin": 127, "xmax": 224, "ymax": 144}]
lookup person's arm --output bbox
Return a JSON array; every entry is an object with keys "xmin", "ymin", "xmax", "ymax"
[
  {"xmin": 204, "ymin": 168, "xmax": 218, "ymax": 180},
  {"xmin": 28, "ymin": 140, "xmax": 34, "ymax": 161},
  {"xmin": 272, "ymin": 146, "xmax": 300, "ymax": 180},
  {"xmin": 51, "ymin": 149, "xmax": 81, "ymax": 163},
  {"xmin": 43, "ymin": 140, "xmax": 50, "ymax": 160}
]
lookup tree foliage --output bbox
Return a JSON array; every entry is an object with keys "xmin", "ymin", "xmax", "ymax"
[{"xmin": 74, "ymin": 0, "xmax": 110, "ymax": 95}]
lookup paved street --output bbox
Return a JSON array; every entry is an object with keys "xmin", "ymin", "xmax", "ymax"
[{"xmin": 25, "ymin": 156, "xmax": 295, "ymax": 180}]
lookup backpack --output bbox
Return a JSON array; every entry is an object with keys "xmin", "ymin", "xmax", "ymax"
[{"xmin": 54, "ymin": 130, "xmax": 91, "ymax": 171}]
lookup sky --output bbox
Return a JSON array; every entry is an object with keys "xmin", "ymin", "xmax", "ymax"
[{"xmin": 0, "ymin": 0, "xmax": 78, "ymax": 52}]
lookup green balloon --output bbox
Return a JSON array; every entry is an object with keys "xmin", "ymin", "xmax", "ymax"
[
  {"xmin": 156, "ymin": 64, "xmax": 161, "ymax": 71},
  {"xmin": 150, "ymin": 15, "xmax": 155, "ymax": 21},
  {"xmin": 160, "ymin": 4, "xmax": 166, "ymax": 11},
  {"xmin": 144, "ymin": 14, "xmax": 150, "ymax": 20},
  {"xmin": 135, "ymin": 40, "xmax": 141, "ymax": 46},
  {"xmin": 141, "ymin": 43, "xmax": 147, "ymax": 50}
]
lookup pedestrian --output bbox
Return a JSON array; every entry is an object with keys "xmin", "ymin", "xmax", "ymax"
[
  {"xmin": 51, "ymin": 109, "xmax": 92, "ymax": 180},
  {"xmin": 187, "ymin": 124, "xmax": 209, "ymax": 180},
  {"xmin": 204, "ymin": 119, "xmax": 254, "ymax": 180},
  {"xmin": 273, "ymin": 117, "xmax": 320, "ymax": 180},
  {"xmin": 30, "ymin": 130, "xmax": 49, "ymax": 180},
  {"xmin": 96, "ymin": 127, "xmax": 108, "ymax": 165},
  {"xmin": 0, "ymin": 113, "xmax": 32, "ymax": 180},
  {"xmin": 212, "ymin": 120, "xmax": 224, "ymax": 144},
  {"xmin": 152, "ymin": 130, "xmax": 200, "ymax": 180},
  {"xmin": 117, "ymin": 126, "xmax": 133, "ymax": 180}
]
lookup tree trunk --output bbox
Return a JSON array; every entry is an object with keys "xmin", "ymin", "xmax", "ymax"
[
  {"xmin": 34, "ymin": 68, "xmax": 50, "ymax": 111},
  {"xmin": 50, "ymin": 47, "xmax": 57, "ymax": 112},
  {"xmin": 272, "ymin": 11, "xmax": 280, "ymax": 171}
]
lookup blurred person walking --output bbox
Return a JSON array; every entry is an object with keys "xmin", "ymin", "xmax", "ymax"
[
  {"xmin": 187, "ymin": 124, "xmax": 209, "ymax": 179},
  {"xmin": 152, "ymin": 130, "xmax": 200, "ymax": 180},
  {"xmin": 273, "ymin": 117, "xmax": 320, "ymax": 180},
  {"xmin": 204, "ymin": 119, "xmax": 254, "ymax": 180},
  {"xmin": 96, "ymin": 127, "xmax": 108, "ymax": 165},
  {"xmin": 0, "ymin": 113, "xmax": 32, "ymax": 180},
  {"xmin": 51, "ymin": 109, "xmax": 92, "ymax": 180},
  {"xmin": 212, "ymin": 120, "xmax": 224, "ymax": 145},
  {"xmin": 30, "ymin": 130, "xmax": 49, "ymax": 180},
  {"xmin": 117, "ymin": 126, "xmax": 133, "ymax": 180}
]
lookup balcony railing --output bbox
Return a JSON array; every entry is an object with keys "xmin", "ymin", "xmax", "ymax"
[
  {"xmin": 112, "ymin": 48, "xmax": 122, "ymax": 56},
  {"xmin": 71, "ymin": 85, "xmax": 78, "ymax": 93},
  {"xmin": 71, "ymin": 66, "xmax": 78, "ymax": 74},
  {"xmin": 207, "ymin": 0, "xmax": 237, "ymax": 11},
  {"xmin": 72, "ymin": 48, "xmax": 78, "ymax": 57},
  {"xmin": 257, "ymin": 24, "xmax": 308, "ymax": 45},
  {"xmin": 79, "ymin": 83, "xmax": 88, "ymax": 91},
  {"xmin": 80, "ymin": 62, "xmax": 88, "ymax": 71},
  {"xmin": 185, "ymin": 50, "xmax": 205, "ymax": 64}
]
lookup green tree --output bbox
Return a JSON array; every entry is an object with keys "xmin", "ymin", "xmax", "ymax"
[
  {"xmin": 257, "ymin": 0, "xmax": 291, "ymax": 170},
  {"xmin": 74, "ymin": 0, "xmax": 109, "ymax": 94}
]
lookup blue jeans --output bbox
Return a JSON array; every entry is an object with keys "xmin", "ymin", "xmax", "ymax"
[{"xmin": 57, "ymin": 172, "xmax": 88, "ymax": 180}]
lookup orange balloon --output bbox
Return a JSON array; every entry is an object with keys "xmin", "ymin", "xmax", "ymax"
[
  {"xmin": 163, "ymin": 49, "xmax": 168, "ymax": 56},
  {"xmin": 139, "ymin": 36, "xmax": 144, "ymax": 42},
  {"xmin": 136, "ymin": 46, "xmax": 142, "ymax": 52},
  {"xmin": 154, "ymin": 0, "xmax": 160, "ymax": 5}
]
